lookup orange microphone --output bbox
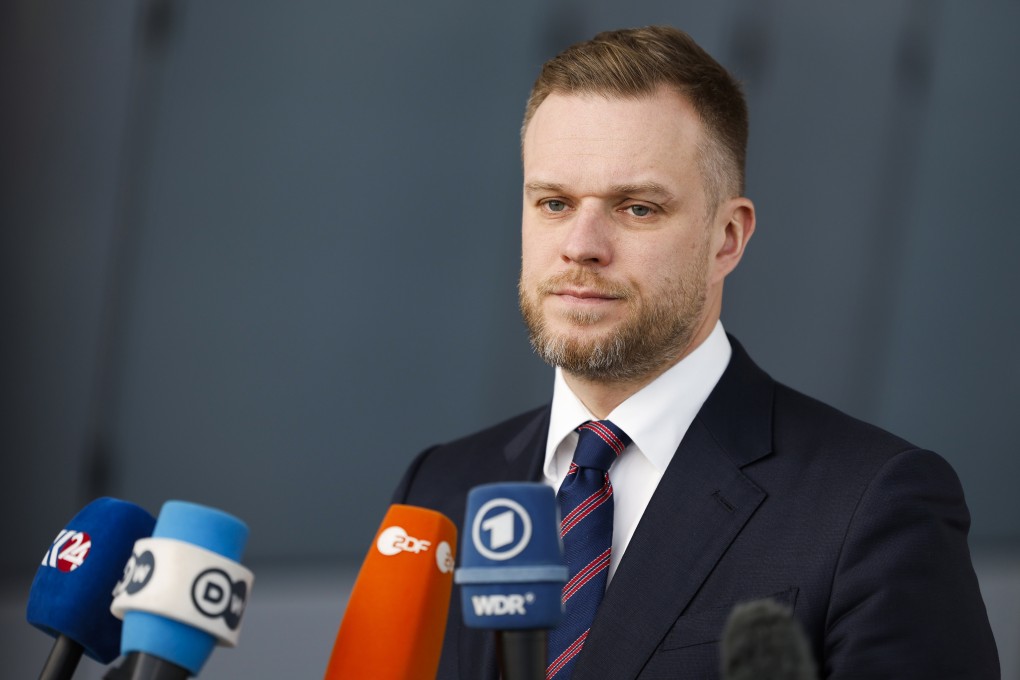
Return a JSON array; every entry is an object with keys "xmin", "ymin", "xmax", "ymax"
[{"xmin": 323, "ymin": 504, "xmax": 457, "ymax": 680}]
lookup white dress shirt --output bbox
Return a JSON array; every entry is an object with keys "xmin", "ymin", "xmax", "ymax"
[{"xmin": 541, "ymin": 320, "xmax": 732, "ymax": 582}]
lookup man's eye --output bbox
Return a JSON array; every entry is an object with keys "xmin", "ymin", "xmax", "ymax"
[
  {"xmin": 544, "ymin": 200, "xmax": 567, "ymax": 212},
  {"xmin": 627, "ymin": 205, "xmax": 652, "ymax": 217}
]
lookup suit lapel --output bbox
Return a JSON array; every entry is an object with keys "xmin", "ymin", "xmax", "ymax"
[
  {"xmin": 573, "ymin": 338, "xmax": 774, "ymax": 679},
  {"xmin": 503, "ymin": 405, "xmax": 551, "ymax": 482}
]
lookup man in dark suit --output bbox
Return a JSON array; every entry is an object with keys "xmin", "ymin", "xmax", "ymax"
[{"xmin": 393, "ymin": 26, "xmax": 999, "ymax": 678}]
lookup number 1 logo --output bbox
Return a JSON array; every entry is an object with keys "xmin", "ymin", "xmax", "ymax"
[
  {"xmin": 481, "ymin": 510, "xmax": 515, "ymax": 550},
  {"xmin": 471, "ymin": 498, "xmax": 532, "ymax": 561}
]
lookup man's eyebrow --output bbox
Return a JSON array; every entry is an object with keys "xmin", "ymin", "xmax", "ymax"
[
  {"xmin": 524, "ymin": 181, "xmax": 566, "ymax": 195},
  {"xmin": 523, "ymin": 181, "xmax": 675, "ymax": 202},
  {"xmin": 609, "ymin": 182, "xmax": 675, "ymax": 201}
]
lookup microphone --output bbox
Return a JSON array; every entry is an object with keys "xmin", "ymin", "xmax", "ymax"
[
  {"xmin": 27, "ymin": 498, "xmax": 157, "ymax": 680},
  {"xmin": 323, "ymin": 504, "xmax": 457, "ymax": 680},
  {"xmin": 106, "ymin": 500, "xmax": 254, "ymax": 679},
  {"xmin": 720, "ymin": 598, "xmax": 818, "ymax": 680},
  {"xmin": 455, "ymin": 483, "xmax": 567, "ymax": 680}
]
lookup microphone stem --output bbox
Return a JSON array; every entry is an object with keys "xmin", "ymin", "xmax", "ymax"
[
  {"xmin": 129, "ymin": 653, "xmax": 190, "ymax": 680},
  {"xmin": 497, "ymin": 630, "xmax": 547, "ymax": 680},
  {"xmin": 103, "ymin": 652, "xmax": 191, "ymax": 680},
  {"xmin": 39, "ymin": 635, "xmax": 84, "ymax": 680}
]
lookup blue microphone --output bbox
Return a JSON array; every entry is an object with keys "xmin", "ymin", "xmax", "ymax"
[
  {"xmin": 27, "ymin": 497, "xmax": 157, "ymax": 680},
  {"xmin": 455, "ymin": 483, "xmax": 567, "ymax": 680},
  {"xmin": 106, "ymin": 501, "xmax": 254, "ymax": 679}
]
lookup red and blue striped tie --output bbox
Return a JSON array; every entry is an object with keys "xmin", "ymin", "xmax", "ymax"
[{"xmin": 546, "ymin": 420, "xmax": 631, "ymax": 680}]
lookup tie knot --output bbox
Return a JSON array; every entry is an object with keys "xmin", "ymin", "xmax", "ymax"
[{"xmin": 572, "ymin": 420, "xmax": 631, "ymax": 471}]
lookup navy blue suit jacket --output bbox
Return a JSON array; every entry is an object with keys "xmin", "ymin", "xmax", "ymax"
[{"xmin": 393, "ymin": 338, "xmax": 999, "ymax": 678}]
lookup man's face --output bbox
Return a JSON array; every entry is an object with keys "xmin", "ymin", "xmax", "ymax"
[{"xmin": 518, "ymin": 88, "xmax": 722, "ymax": 383}]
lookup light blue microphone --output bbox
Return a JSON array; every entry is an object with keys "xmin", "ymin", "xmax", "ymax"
[{"xmin": 110, "ymin": 500, "xmax": 253, "ymax": 678}]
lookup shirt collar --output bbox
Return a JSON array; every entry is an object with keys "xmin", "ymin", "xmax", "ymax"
[{"xmin": 543, "ymin": 321, "xmax": 732, "ymax": 481}]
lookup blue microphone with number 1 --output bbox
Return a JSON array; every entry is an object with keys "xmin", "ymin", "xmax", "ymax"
[{"xmin": 455, "ymin": 483, "xmax": 567, "ymax": 680}]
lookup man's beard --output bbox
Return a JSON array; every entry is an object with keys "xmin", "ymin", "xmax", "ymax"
[{"xmin": 518, "ymin": 261, "xmax": 708, "ymax": 383}]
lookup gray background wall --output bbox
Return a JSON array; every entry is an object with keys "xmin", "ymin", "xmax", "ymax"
[{"xmin": 2, "ymin": 0, "xmax": 1018, "ymax": 676}]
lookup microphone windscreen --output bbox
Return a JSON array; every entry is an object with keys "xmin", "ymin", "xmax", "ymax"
[
  {"xmin": 324, "ymin": 504, "xmax": 457, "ymax": 680},
  {"xmin": 26, "ymin": 497, "xmax": 157, "ymax": 663},
  {"xmin": 455, "ymin": 482, "xmax": 566, "ymax": 630},
  {"xmin": 720, "ymin": 598, "xmax": 817, "ymax": 680},
  {"xmin": 113, "ymin": 500, "xmax": 252, "ymax": 676}
]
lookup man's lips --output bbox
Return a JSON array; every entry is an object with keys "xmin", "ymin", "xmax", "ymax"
[{"xmin": 549, "ymin": 288, "xmax": 621, "ymax": 302}]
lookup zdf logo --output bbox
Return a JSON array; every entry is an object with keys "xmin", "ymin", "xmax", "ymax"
[
  {"xmin": 434, "ymin": 541, "xmax": 455, "ymax": 574},
  {"xmin": 41, "ymin": 529, "xmax": 92, "ymax": 572},
  {"xmin": 376, "ymin": 526, "xmax": 432, "ymax": 556},
  {"xmin": 192, "ymin": 568, "xmax": 248, "ymax": 631},
  {"xmin": 471, "ymin": 498, "xmax": 532, "ymax": 561}
]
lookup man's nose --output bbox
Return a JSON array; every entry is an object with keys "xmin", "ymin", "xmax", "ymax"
[{"xmin": 560, "ymin": 204, "xmax": 613, "ymax": 266}]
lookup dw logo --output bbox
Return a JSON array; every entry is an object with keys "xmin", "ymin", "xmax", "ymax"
[
  {"xmin": 471, "ymin": 498, "xmax": 532, "ymax": 561},
  {"xmin": 191, "ymin": 568, "xmax": 247, "ymax": 631},
  {"xmin": 112, "ymin": 550, "xmax": 156, "ymax": 598}
]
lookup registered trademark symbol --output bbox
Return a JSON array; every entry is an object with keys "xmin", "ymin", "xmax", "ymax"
[{"xmin": 525, "ymin": 592, "xmax": 536, "ymax": 604}]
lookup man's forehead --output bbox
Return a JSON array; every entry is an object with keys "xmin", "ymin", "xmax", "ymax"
[
  {"xmin": 523, "ymin": 90, "xmax": 702, "ymax": 158},
  {"xmin": 527, "ymin": 87, "xmax": 698, "ymax": 131},
  {"xmin": 522, "ymin": 89, "xmax": 704, "ymax": 189}
]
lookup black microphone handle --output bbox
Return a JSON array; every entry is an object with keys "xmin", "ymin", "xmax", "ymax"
[
  {"xmin": 38, "ymin": 634, "xmax": 84, "ymax": 680},
  {"xmin": 103, "ymin": 652, "xmax": 190, "ymax": 680},
  {"xmin": 496, "ymin": 630, "xmax": 547, "ymax": 680}
]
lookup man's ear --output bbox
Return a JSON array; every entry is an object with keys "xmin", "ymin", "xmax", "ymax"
[{"xmin": 710, "ymin": 197, "xmax": 755, "ymax": 285}]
